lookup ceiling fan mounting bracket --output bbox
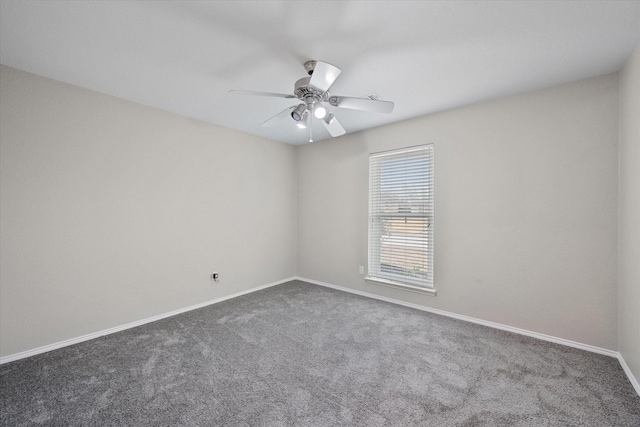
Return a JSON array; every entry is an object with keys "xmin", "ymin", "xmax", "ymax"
[{"xmin": 304, "ymin": 60, "xmax": 317, "ymax": 75}]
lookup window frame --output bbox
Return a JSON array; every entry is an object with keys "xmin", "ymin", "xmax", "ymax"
[{"xmin": 366, "ymin": 144, "xmax": 436, "ymax": 296}]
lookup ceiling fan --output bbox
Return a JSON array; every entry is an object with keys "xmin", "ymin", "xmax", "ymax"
[{"xmin": 229, "ymin": 60, "xmax": 394, "ymax": 142}]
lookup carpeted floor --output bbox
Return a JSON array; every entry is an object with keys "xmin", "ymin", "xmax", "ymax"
[{"xmin": 1, "ymin": 280, "xmax": 639, "ymax": 426}]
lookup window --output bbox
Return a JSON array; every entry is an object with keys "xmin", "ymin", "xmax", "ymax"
[{"xmin": 367, "ymin": 145, "xmax": 435, "ymax": 295}]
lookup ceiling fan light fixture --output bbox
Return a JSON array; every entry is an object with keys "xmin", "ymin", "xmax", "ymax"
[
  {"xmin": 314, "ymin": 105, "xmax": 327, "ymax": 119},
  {"xmin": 296, "ymin": 111, "xmax": 309, "ymax": 129},
  {"xmin": 291, "ymin": 104, "xmax": 306, "ymax": 121}
]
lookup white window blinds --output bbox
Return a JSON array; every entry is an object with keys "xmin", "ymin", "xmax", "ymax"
[{"xmin": 368, "ymin": 145, "xmax": 434, "ymax": 289}]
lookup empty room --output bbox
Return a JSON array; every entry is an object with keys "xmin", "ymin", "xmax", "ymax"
[{"xmin": 1, "ymin": 1, "xmax": 639, "ymax": 425}]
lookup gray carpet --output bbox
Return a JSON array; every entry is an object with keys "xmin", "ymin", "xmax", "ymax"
[{"xmin": 1, "ymin": 280, "xmax": 639, "ymax": 426}]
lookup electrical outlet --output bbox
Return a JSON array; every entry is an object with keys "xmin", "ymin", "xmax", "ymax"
[
  {"xmin": 211, "ymin": 272, "xmax": 219, "ymax": 282},
  {"xmin": 359, "ymin": 266, "xmax": 364, "ymax": 275}
]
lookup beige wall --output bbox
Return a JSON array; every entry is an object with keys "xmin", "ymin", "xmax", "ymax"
[
  {"xmin": 0, "ymin": 63, "xmax": 629, "ymax": 360},
  {"xmin": 0, "ymin": 65, "xmax": 297, "ymax": 358},
  {"xmin": 619, "ymin": 44, "xmax": 640, "ymax": 384},
  {"xmin": 297, "ymin": 73, "xmax": 620, "ymax": 350}
]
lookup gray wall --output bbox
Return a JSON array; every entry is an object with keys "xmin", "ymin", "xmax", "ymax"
[
  {"xmin": 297, "ymin": 73, "xmax": 620, "ymax": 350},
  {"xmin": 0, "ymin": 66, "xmax": 297, "ymax": 358},
  {"xmin": 619, "ymin": 45, "xmax": 640, "ymax": 384}
]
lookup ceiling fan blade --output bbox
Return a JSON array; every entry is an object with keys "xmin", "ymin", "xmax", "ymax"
[
  {"xmin": 229, "ymin": 90, "xmax": 295, "ymax": 99},
  {"xmin": 308, "ymin": 61, "xmax": 342, "ymax": 92},
  {"xmin": 329, "ymin": 96, "xmax": 394, "ymax": 114},
  {"xmin": 260, "ymin": 106, "xmax": 296, "ymax": 127},
  {"xmin": 322, "ymin": 113, "xmax": 346, "ymax": 137}
]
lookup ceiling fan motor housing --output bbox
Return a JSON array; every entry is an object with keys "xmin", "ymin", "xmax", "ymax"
[
  {"xmin": 291, "ymin": 75, "xmax": 329, "ymax": 121},
  {"xmin": 294, "ymin": 77, "xmax": 328, "ymax": 105}
]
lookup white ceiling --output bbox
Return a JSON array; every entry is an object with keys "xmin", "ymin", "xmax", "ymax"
[{"xmin": 1, "ymin": 1, "xmax": 639, "ymax": 145}]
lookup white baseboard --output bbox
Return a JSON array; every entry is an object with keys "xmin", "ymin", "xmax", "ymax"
[
  {"xmin": 295, "ymin": 276, "xmax": 639, "ymax": 396},
  {"xmin": 0, "ymin": 277, "xmax": 296, "ymax": 365},
  {"xmin": 617, "ymin": 353, "xmax": 640, "ymax": 396}
]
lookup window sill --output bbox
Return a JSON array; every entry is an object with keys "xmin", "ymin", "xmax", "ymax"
[{"xmin": 365, "ymin": 277, "xmax": 437, "ymax": 296}]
